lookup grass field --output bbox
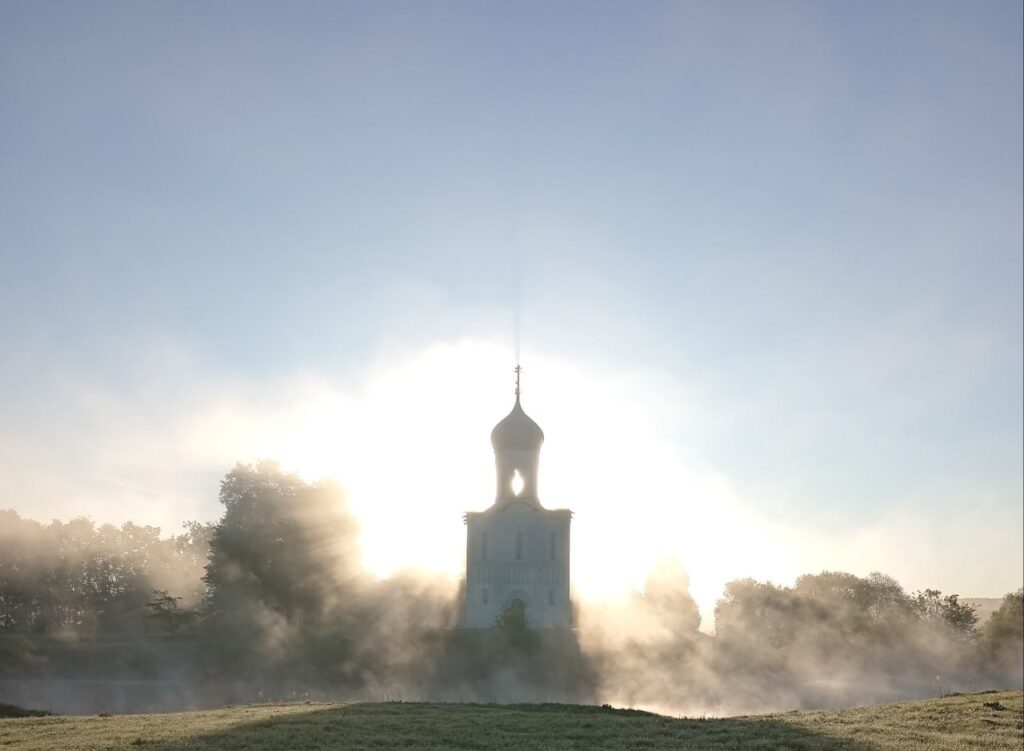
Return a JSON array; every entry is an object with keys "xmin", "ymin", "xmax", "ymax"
[{"xmin": 0, "ymin": 690, "xmax": 1020, "ymax": 750}]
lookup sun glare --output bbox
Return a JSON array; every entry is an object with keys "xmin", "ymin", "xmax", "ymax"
[
  {"xmin": 511, "ymin": 469, "xmax": 525, "ymax": 496},
  {"xmin": 184, "ymin": 340, "xmax": 805, "ymax": 628}
]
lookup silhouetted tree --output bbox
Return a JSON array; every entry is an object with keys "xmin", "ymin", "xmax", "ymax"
[
  {"xmin": 0, "ymin": 510, "xmax": 210, "ymax": 636},
  {"xmin": 146, "ymin": 589, "xmax": 196, "ymax": 634},
  {"xmin": 910, "ymin": 589, "xmax": 979, "ymax": 640},
  {"xmin": 715, "ymin": 578, "xmax": 800, "ymax": 649},
  {"xmin": 640, "ymin": 556, "xmax": 701, "ymax": 635},
  {"xmin": 711, "ymin": 571, "xmax": 993, "ymax": 707},
  {"xmin": 982, "ymin": 588, "xmax": 1024, "ymax": 685},
  {"xmin": 201, "ymin": 461, "xmax": 364, "ymax": 677}
]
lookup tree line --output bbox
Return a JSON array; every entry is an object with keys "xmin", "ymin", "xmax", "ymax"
[
  {"xmin": 0, "ymin": 510, "xmax": 210, "ymax": 635},
  {"xmin": 0, "ymin": 461, "xmax": 1020, "ymax": 711}
]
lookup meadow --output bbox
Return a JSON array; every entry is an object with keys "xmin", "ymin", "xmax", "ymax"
[{"xmin": 0, "ymin": 689, "xmax": 1020, "ymax": 750}]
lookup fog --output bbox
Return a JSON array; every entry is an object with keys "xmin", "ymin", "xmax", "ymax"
[
  {"xmin": 1, "ymin": 462, "xmax": 1021, "ymax": 718},
  {"xmin": 7, "ymin": 340, "xmax": 1022, "ymax": 629}
]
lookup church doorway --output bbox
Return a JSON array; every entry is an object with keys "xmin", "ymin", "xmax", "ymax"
[{"xmin": 498, "ymin": 594, "xmax": 528, "ymax": 628}]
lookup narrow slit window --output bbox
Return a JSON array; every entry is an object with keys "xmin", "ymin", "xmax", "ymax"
[
  {"xmin": 482, "ymin": 532, "xmax": 488, "ymax": 561},
  {"xmin": 482, "ymin": 588, "xmax": 489, "ymax": 605},
  {"xmin": 549, "ymin": 531, "xmax": 556, "ymax": 561},
  {"xmin": 515, "ymin": 531, "xmax": 523, "ymax": 561},
  {"xmin": 548, "ymin": 589, "xmax": 554, "ymax": 606}
]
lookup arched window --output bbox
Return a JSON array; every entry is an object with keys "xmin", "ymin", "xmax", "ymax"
[
  {"xmin": 511, "ymin": 469, "xmax": 524, "ymax": 496},
  {"xmin": 515, "ymin": 531, "xmax": 523, "ymax": 561}
]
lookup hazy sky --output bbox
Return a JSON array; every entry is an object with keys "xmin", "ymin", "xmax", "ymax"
[{"xmin": 1, "ymin": 2, "xmax": 1021, "ymax": 620}]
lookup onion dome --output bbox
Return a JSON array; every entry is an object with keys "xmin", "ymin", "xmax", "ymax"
[{"xmin": 490, "ymin": 396, "xmax": 545, "ymax": 451}]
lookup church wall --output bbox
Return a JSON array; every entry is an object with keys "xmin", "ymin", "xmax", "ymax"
[{"xmin": 464, "ymin": 503, "xmax": 571, "ymax": 629}]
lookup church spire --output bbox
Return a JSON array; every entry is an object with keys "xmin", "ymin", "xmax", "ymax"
[{"xmin": 514, "ymin": 363, "xmax": 521, "ymax": 400}]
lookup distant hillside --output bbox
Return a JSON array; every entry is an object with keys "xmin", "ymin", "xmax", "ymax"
[
  {"xmin": 964, "ymin": 597, "xmax": 1004, "ymax": 624},
  {"xmin": 0, "ymin": 690, "xmax": 1021, "ymax": 750}
]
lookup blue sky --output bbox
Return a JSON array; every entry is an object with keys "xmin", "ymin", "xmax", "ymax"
[{"xmin": 1, "ymin": 2, "xmax": 1021, "ymax": 604}]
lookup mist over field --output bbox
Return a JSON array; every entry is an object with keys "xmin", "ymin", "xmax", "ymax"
[
  {"xmin": 1, "ymin": 0, "xmax": 1021, "ymax": 735},
  {"xmin": 1, "ymin": 463, "xmax": 1020, "ymax": 717}
]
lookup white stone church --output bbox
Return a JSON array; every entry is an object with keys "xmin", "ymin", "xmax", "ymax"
[{"xmin": 463, "ymin": 370, "xmax": 572, "ymax": 629}]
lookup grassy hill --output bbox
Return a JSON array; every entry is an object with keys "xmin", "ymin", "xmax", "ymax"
[
  {"xmin": 963, "ymin": 597, "xmax": 1004, "ymax": 624},
  {"xmin": 0, "ymin": 690, "xmax": 1020, "ymax": 750}
]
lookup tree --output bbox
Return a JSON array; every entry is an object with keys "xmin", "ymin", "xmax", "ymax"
[
  {"xmin": 493, "ymin": 597, "xmax": 537, "ymax": 655},
  {"xmin": 983, "ymin": 588, "xmax": 1024, "ymax": 684},
  {"xmin": 201, "ymin": 461, "xmax": 364, "ymax": 666},
  {"xmin": 911, "ymin": 589, "xmax": 979, "ymax": 641},
  {"xmin": 145, "ymin": 589, "xmax": 196, "ymax": 634},
  {"xmin": 640, "ymin": 556, "xmax": 701, "ymax": 635},
  {"xmin": 0, "ymin": 510, "xmax": 210, "ymax": 636},
  {"xmin": 495, "ymin": 598, "xmax": 528, "ymax": 629},
  {"xmin": 715, "ymin": 578, "xmax": 800, "ymax": 649}
]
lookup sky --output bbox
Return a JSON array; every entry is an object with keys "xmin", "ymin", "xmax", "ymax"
[{"xmin": 1, "ymin": 1, "xmax": 1021, "ymax": 626}]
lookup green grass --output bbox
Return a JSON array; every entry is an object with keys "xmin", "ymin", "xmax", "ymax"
[{"xmin": 0, "ymin": 690, "xmax": 1020, "ymax": 750}]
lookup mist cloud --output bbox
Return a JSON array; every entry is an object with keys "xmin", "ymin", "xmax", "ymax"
[{"xmin": 1, "ymin": 339, "xmax": 1020, "ymax": 631}]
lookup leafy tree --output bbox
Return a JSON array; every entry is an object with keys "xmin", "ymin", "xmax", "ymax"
[
  {"xmin": 982, "ymin": 588, "xmax": 1023, "ymax": 684},
  {"xmin": 911, "ymin": 589, "xmax": 979, "ymax": 641},
  {"xmin": 201, "ymin": 461, "xmax": 364, "ymax": 669},
  {"xmin": 715, "ymin": 578, "xmax": 801, "ymax": 649},
  {"xmin": 640, "ymin": 556, "xmax": 701, "ymax": 635},
  {"xmin": 145, "ymin": 589, "xmax": 196, "ymax": 634},
  {"xmin": 0, "ymin": 510, "xmax": 210, "ymax": 635},
  {"xmin": 489, "ymin": 597, "xmax": 544, "ymax": 656},
  {"xmin": 986, "ymin": 588, "xmax": 1024, "ymax": 644},
  {"xmin": 495, "ymin": 598, "xmax": 528, "ymax": 629}
]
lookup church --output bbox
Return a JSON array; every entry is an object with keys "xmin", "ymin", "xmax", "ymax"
[{"xmin": 463, "ymin": 368, "xmax": 573, "ymax": 629}]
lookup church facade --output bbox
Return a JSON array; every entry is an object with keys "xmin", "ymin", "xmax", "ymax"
[{"xmin": 463, "ymin": 371, "xmax": 572, "ymax": 628}]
